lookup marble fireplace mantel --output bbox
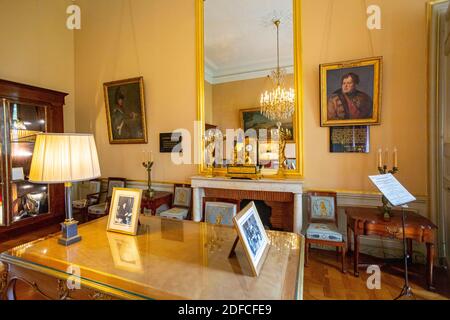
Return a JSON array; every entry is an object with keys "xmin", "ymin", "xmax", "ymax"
[{"xmin": 191, "ymin": 176, "xmax": 304, "ymax": 234}]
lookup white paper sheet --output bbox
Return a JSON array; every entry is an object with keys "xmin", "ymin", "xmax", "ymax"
[{"xmin": 369, "ymin": 174, "xmax": 416, "ymax": 207}]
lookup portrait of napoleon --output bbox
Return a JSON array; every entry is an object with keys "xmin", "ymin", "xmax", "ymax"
[{"xmin": 320, "ymin": 57, "xmax": 382, "ymax": 126}]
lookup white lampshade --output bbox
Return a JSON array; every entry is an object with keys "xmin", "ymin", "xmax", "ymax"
[{"xmin": 29, "ymin": 133, "xmax": 101, "ymax": 184}]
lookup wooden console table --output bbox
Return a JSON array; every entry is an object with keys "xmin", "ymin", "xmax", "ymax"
[
  {"xmin": 140, "ymin": 191, "xmax": 172, "ymax": 215},
  {"xmin": 345, "ymin": 206, "xmax": 437, "ymax": 289},
  {"xmin": 0, "ymin": 216, "xmax": 304, "ymax": 300}
]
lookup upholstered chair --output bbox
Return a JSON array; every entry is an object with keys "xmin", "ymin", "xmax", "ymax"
[
  {"xmin": 305, "ymin": 191, "xmax": 346, "ymax": 273},
  {"xmin": 71, "ymin": 179, "xmax": 102, "ymax": 222},
  {"xmin": 159, "ymin": 185, "xmax": 192, "ymax": 220},
  {"xmin": 87, "ymin": 177, "xmax": 126, "ymax": 221},
  {"xmin": 202, "ymin": 197, "xmax": 240, "ymax": 226}
]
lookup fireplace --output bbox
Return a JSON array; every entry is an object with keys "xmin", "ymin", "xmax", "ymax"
[{"xmin": 191, "ymin": 176, "xmax": 303, "ymax": 233}]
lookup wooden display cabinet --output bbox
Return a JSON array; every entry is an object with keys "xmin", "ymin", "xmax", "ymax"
[{"xmin": 0, "ymin": 79, "xmax": 66, "ymax": 237}]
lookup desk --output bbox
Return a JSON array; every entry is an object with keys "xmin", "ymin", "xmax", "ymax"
[
  {"xmin": 0, "ymin": 216, "xmax": 304, "ymax": 300},
  {"xmin": 140, "ymin": 191, "xmax": 172, "ymax": 215},
  {"xmin": 345, "ymin": 206, "xmax": 437, "ymax": 289}
]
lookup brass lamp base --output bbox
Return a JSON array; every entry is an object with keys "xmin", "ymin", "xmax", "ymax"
[{"xmin": 58, "ymin": 220, "xmax": 82, "ymax": 246}]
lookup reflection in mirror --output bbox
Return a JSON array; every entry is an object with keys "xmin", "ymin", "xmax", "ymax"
[{"xmin": 203, "ymin": 0, "xmax": 296, "ymax": 175}]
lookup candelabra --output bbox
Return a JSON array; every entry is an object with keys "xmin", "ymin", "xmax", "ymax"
[
  {"xmin": 377, "ymin": 164, "xmax": 399, "ymax": 221},
  {"xmin": 142, "ymin": 160, "xmax": 154, "ymax": 198}
]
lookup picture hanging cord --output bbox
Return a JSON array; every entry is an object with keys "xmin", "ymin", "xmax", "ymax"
[
  {"xmin": 319, "ymin": 0, "xmax": 335, "ymax": 62},
  {"xmin": 111, "ymin": 0, "xmax": 142, "ymax": 79},
  {"xmin": 320, "ymin": 0, "xmax": 376, "ymax": 62},
  {"xmin": 111, "ymin": 0, "xmax": 126, "ymax": 81},
  {"xmin": 360, "ymin": 0, "xmax": 375, "ymax": 57},
  {"xmin": 128, "ymin": 0, "xmax": 142, "ymax": 76}
]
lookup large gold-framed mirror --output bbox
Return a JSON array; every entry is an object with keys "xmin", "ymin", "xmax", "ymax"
[{"xmin": 196, "ymin": 0, "xmax": 303, "ymax": 178}]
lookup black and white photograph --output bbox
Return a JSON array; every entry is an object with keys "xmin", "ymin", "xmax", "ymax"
[
  {"xmin": 107, "ymin": 188, "xmax": 142, "ymax": 236},
  {"xmin": 114, "ymin": 196, "xmax": 135, "ymax": 226},
  {"xmin": 233, "ymin": 201, "xmax": 270, "ymax": 277},
  {"xmin": 242, "ymin": 214, "xmax": 264, "ymax": 258}
]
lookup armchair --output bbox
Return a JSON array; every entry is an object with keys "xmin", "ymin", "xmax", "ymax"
[
  {"xmin": 87, "ymin": 177, "xmax": 126, "ymax": 221},
  {"xmin": 71, "ymin": 180, "xmax": 102, "ymax": 222}
]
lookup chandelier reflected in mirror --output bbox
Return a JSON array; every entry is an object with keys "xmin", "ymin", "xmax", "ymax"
[{"xmin": 260, "ymin": 19, "xmax": 295, "ymax": 127}]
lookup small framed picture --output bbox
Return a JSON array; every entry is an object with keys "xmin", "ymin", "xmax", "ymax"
[
  {"xmin": 232, "ymin": 201, "xmax": 270, "ymax": 277},
  {"xmin": 107, "ymin": 188, "xmax": 143, "ymax": 236},
  {"xmin": 330, "ymin": 125, "xmax": 370, "ymax": 153}
]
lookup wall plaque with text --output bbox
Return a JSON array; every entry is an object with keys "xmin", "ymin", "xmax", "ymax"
[
  {"xmin": 160, "ymin": 132, "xmax": 182, "ymax": 153},
  {"xmin": 330, "ymin": 126, "xmax": 369, "ymax": 153}
]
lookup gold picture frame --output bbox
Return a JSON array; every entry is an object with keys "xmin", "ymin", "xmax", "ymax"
[
  {"xmin": 196, "ymin": 0, "xmax": 304, "ymax": 178},
  {"xmin": 106, "ymin": 188, "xmax": 143, "ymax": 236},
  {"xmin": 320, "ymin": 57, "xmax": 382, "ymax": 127},
  {"xmin": 239, "ymin": 108, "xmax": 295, "ymax": 142},
  {"xmin": 103, "ymin": 77, "xmax": 148, "ymax": 144},
  {"xmin": 232, "ymin": 201, "xmax": 270, "ymax": 277}
]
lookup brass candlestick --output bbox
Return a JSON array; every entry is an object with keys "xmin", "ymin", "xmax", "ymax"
[
  {"xmin": 377, "ymin": 165, "xmax": 399, "ymax": 221},
  {"xmin": 142, "ymin": 160, "xmax": 154, "ymax": 198}
]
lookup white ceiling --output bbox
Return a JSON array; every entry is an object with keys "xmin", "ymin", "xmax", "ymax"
[{"xmin": 204, "ymin": 0, "xmax": 294, "ymax": 84}]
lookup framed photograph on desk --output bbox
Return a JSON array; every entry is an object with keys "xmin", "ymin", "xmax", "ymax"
[
  {"xmin": 233, "ymin": 201, "xmax": 270, "ymax": 277},
  {"xmin": 107, "ymin": 188, "xmax": 143, "ymax": 236}
]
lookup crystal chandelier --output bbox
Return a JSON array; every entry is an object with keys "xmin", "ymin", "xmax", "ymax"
[{"xmin": 260, "ymin": 19, "xmax": 295, "ymax": 125}]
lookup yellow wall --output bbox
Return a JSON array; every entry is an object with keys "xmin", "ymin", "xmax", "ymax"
[
  {"xmin": 302, "ymin": 0, "xmax": 428, "ymax": 195},
  {"xmin": 0, "ymin": 0, "xmax": 75, "ymax": 132},
  {"xmin": 72, "ymin": 0, "xmax": 428, "ymax": 194},
  {"xmin": 74, "ymin": 0, "xmax": 197, "ymax": 183}
]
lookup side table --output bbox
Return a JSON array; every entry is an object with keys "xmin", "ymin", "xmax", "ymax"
[
  {"xmin": 141, "ymin": 191, "xmax": 173, "ymax": 216},
  {"xmin": 344, "ymin": 206, "xmax": 437, "ymax": 290}
]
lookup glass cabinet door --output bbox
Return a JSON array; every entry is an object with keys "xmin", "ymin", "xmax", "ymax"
[
  {"xmin": 8, "ymin": 101, "xmax": 49, "ymax": 224},
  {"xmin": 0, "ymin": 99, "xmax": 6, "ymax": 226}
]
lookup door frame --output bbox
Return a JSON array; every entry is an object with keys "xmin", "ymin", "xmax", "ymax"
[{"xmin": 428, "ymin": 0, "xmax": 449, "ymax": 266}]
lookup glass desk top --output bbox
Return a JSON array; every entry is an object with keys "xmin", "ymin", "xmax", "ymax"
[{"xmin": 0, "ymin": 216, "xmax": 304, "ymax": 300}]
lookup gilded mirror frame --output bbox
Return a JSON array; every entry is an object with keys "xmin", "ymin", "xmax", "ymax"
[{"xmin": 195, "ymin": 0, "xmax": 304, "ymax": 178}]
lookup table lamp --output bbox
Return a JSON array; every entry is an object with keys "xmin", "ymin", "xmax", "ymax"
[{"xmin": 29, "ymin": 133, "xmax": 101, "ymax": 246}]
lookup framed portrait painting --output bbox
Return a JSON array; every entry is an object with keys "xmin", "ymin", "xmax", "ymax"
[
  {"xmin": 233, "ymin": 201, "xmax": 270, "ymax": 277},
  {"xmin": 320, "ymin": 57, "xmax": 382, "ymax": 126},
  {"xmin": 103, "ymin": 77, "xmax": 148, "ymax": 144},
  {"xmin": 107, "ymin": 188, "xmax": 143, "ymax": 236},
  {"xmin": 240, "ymin": 108, "xmax": 294, "ymax": 141}
]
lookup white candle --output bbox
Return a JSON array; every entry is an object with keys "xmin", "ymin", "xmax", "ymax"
[
  {"xmin": 378, "ymin": 148, "xmax": 382, "ymax": 168},
  {"xmin": 394, "ymin": 148, "xmax": 398, "ymax": 168},
  {"xmin": 384, "ymin": 148, "xmax": 389, "ymax": 168}
]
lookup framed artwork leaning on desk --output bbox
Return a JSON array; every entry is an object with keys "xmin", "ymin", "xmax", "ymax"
[
  {"xmin": 107, "ymin": 188, "xmax": 143, "ymax": 235},
  {"xmin": 233, "ymin": 202, "xmax": 270, "ymax": 277}
]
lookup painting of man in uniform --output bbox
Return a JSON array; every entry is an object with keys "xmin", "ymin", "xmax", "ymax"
[
  {"xmin": 320, "ymin": 57, "xmax": 382, "ymax": 126},
  {"xmin": 327, "ymin": 67, "xmax": 374, "ymax": 121},
  {"xmin": 104, "ymin": 77, "xmax": 147, "ymax": 144}
]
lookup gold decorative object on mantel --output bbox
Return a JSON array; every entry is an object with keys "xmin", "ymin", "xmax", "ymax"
[{"xmin": 226, "ymin": 165, "xmax": 261, "ymax": 180}]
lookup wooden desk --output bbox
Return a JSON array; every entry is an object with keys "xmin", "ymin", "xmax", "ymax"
[
  {"xmin": 345, "ymin": 206, "xmax": 437, "ymax": 289},
  {"xmin": 140, "ymin": 191, "xmax": 172, "ymax": 215},
  {"xmin": 0, "ymin": 216, "xmax": 304, "ymax": 300}
]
